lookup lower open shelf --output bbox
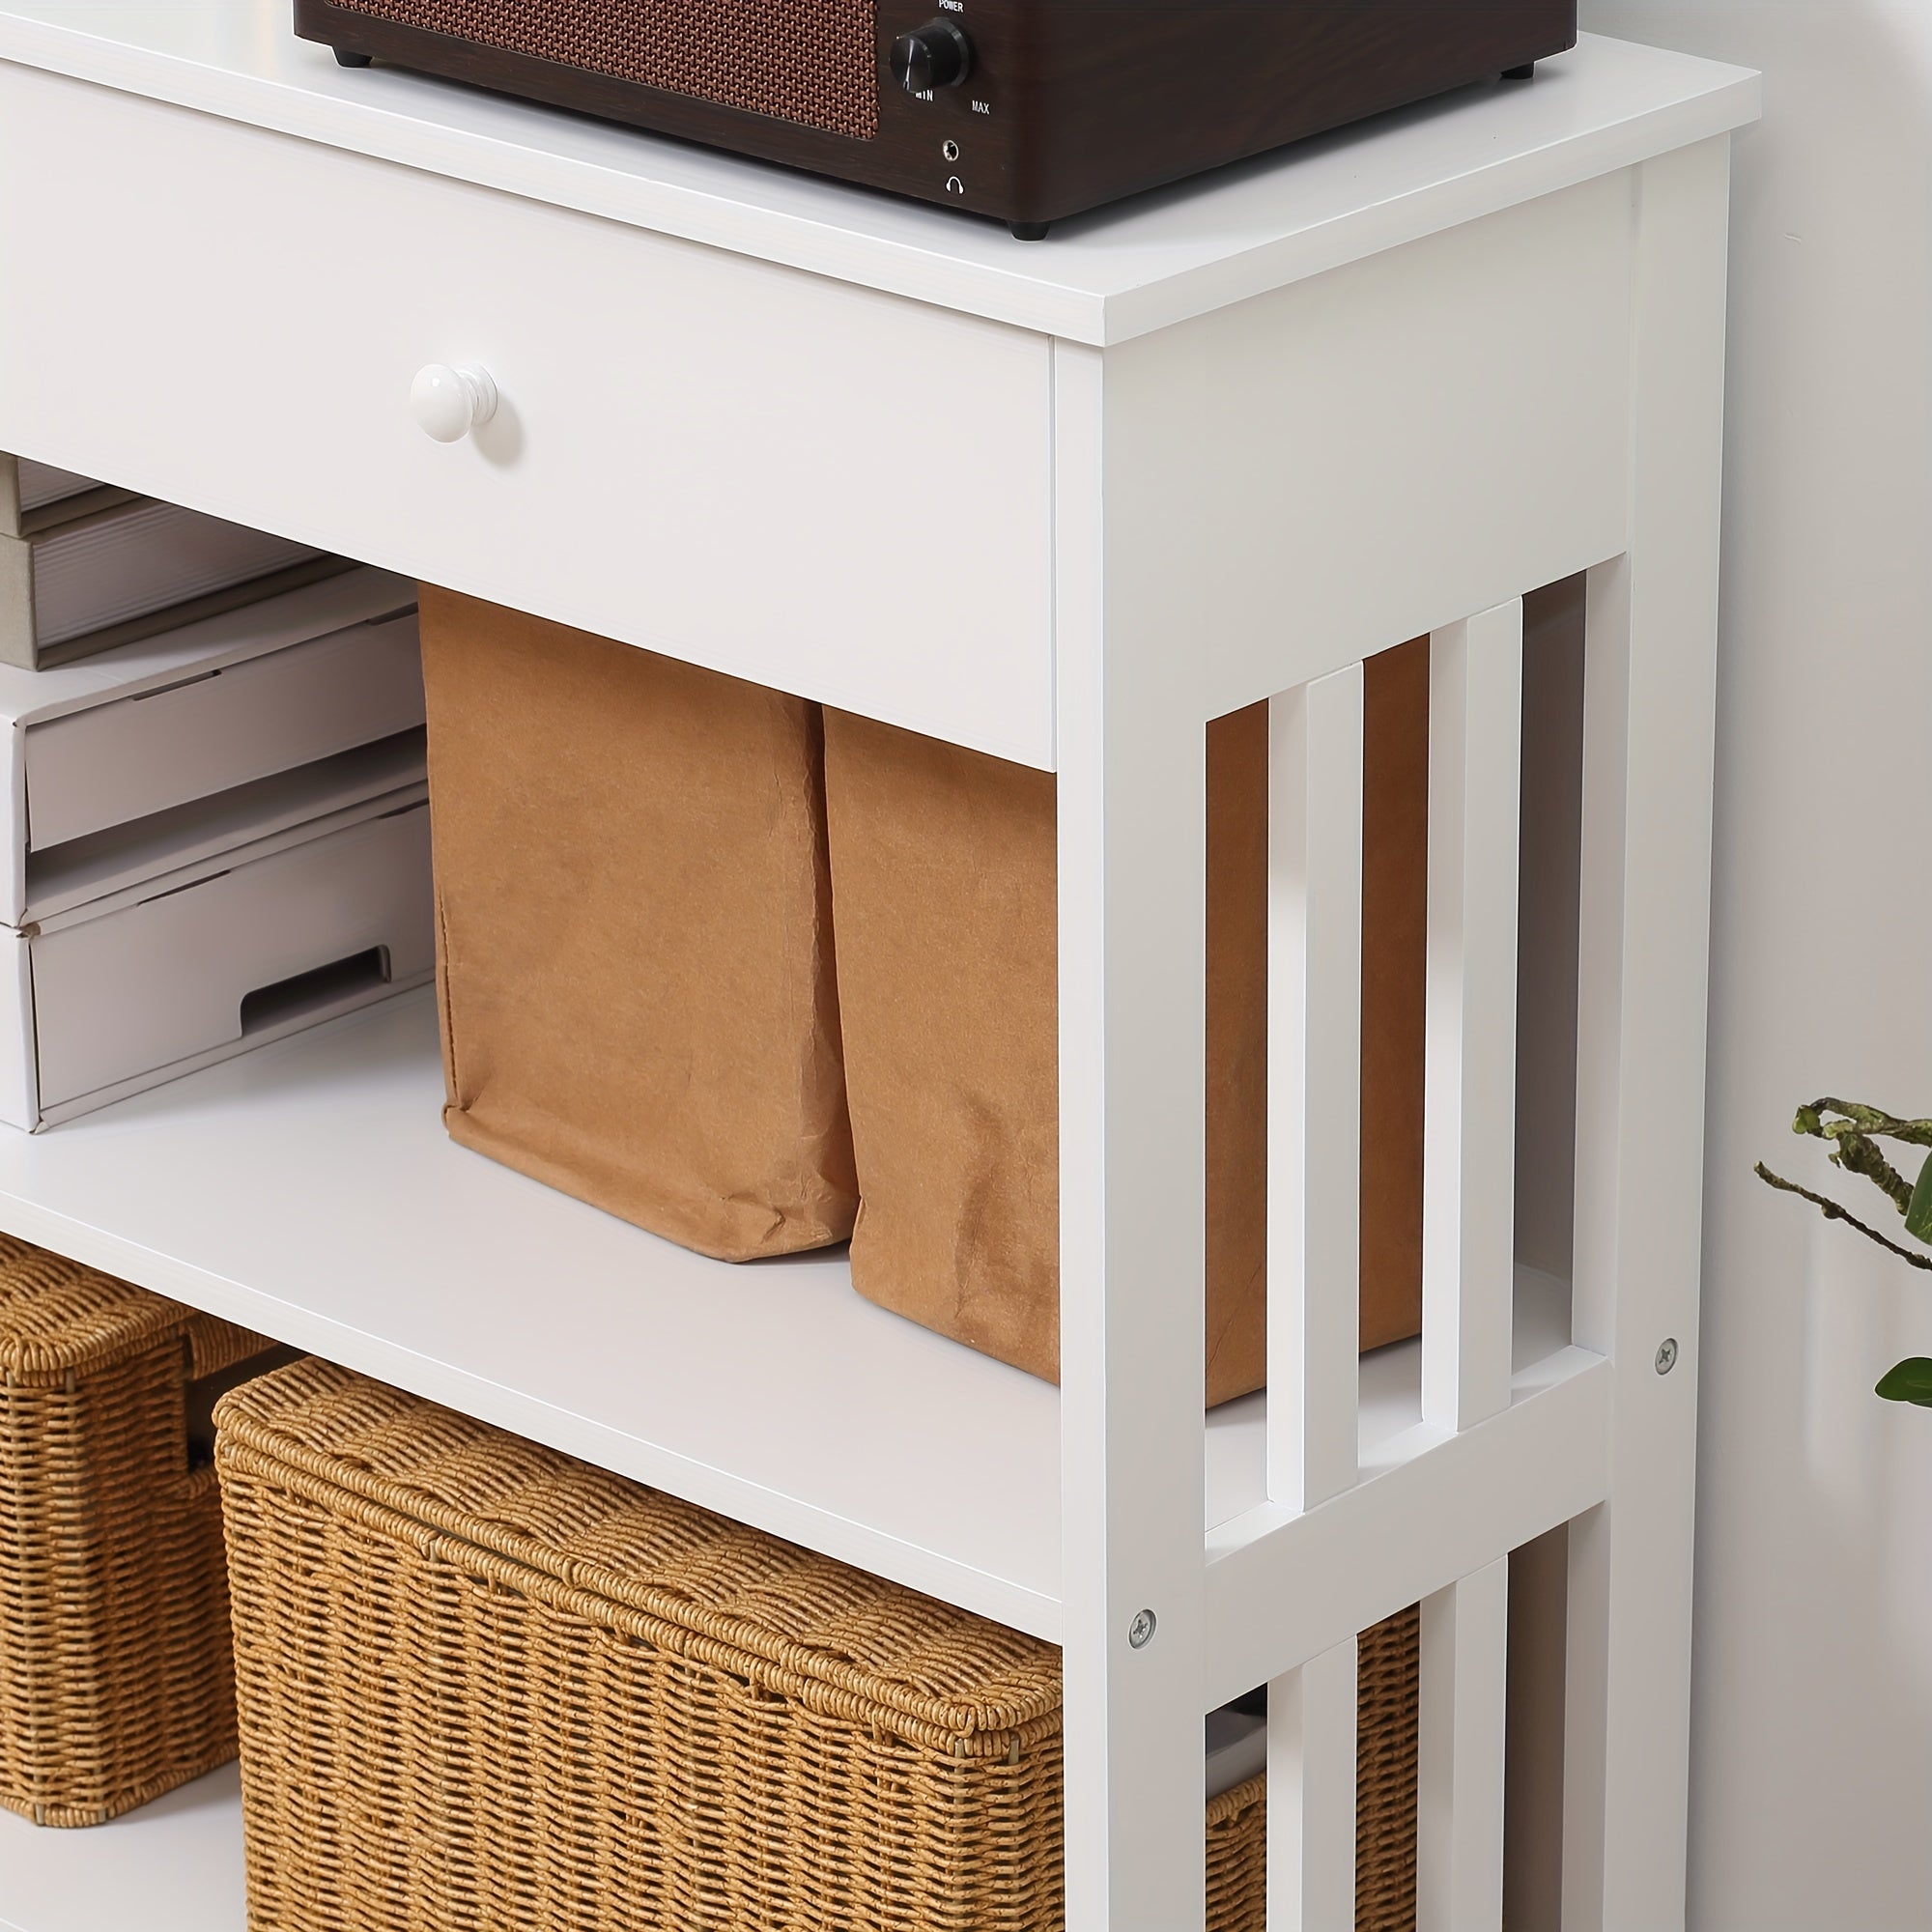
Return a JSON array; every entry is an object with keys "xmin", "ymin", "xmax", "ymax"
[
  {"xmin": 0, "ymin": 992, "xmax": 1577, "ymax": 1930},
  {"xmin": 0, "ymin": 989, "xmax": 1573, "ymax": 1648},
  {"xmin": 0, "ymin": 1766, "xmax": 244, "ymax": 1932},
  {"xmin": 0, "ymin": 990, "xmax": 1065, "ymax": 1634}
]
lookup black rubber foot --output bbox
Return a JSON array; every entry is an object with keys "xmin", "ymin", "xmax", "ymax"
[
  {"xmin": 1009, "ymin": 221, "xmax": 1050, "ymax": 242},
  {"xmin": 334, "ymin": 47, "xmax": 374, "ymax": 67},
  {"xmin": 1502, "ymin": 62, "xmax": 1535, "ymax": 80}
]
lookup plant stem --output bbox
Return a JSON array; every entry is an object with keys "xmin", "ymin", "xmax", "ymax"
[
  {"xmin": 1823, "ymin": 1131, "xmax": 1915, "ymax": 1214},
  {"xmin": 1803, "ymin": 1098, "xmax": 1932, "ymax": 1151},
  {"xmin": 1754, "ymin": 1163, "xmax": 1932, "ymax": 1271}
]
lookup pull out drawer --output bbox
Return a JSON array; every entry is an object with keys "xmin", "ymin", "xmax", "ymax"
[
  {"xmin": 26, "ymin": 609, "xmax": 424, "ymax": 851},
  {"xmin": 15, "ymin": 795, "xmax": 433, "ymax": 1127},
  {"xmin": 0, "ymin": 67, "xmax": 1057, "ymax": 769}
]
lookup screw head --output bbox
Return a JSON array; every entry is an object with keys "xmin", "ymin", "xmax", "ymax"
[
  {"xmin": 1655, "ymin": 1338, "xmax": 1679, "ymax": 1376},
  {"xmin": 1127, "ymin": 1608, "xmax": 1157, "ymax": 1650}
]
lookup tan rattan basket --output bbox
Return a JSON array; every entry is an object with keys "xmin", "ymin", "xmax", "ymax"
[
  {"xmin": 1203, "ymin": 1606, "xmax": 1420, "ymax": 1932},
  {"xmin": 0, "ymin": 1232, "xmax": 281, "ymax": 1826},
  {"xmin": 216, "ymin": 1358, "xmax": 1419, "ymax": 1929}
]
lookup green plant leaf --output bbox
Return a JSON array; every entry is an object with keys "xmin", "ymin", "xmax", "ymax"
[
  {"xmin": 1875, "ymin": 1358, "xmax": 1932, "ymax": 1406},
  {"xmin": 1908, "ymin": 1154, "xmax": 1932, "ymax": 1246}
]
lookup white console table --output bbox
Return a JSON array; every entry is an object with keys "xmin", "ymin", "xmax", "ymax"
[{"xmin": 0, "ymin": 12, "xmax": 1757, "ymax": 1930}]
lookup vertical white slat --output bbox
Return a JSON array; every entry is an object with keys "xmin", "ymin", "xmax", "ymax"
[
  {"xmin": 1423, "ymin": 601, "xmax": 1525, "ymax": 1435},
  {"xmin": 1053, "ymin": 335, "xmax": 1209, "ymax": 1932},
  {"xmin": 1562, "ymin": 135, "xmax": 1734, "ymax": 1932},
  {"xmin": 1561, "ymin": 553, "xmax": 1633, "ymax": 1932},
  {"xmin": 1417, "ymin": 1558, "xmax": 1510, "ymax": 1932},
  {"xmin": 1267, "ymin": 668, "xmax": 1365, "ymax": 1515},
  {"xmin": 1268, "ymin": 1637, "xmax": 1359, "ymax": 1931}
]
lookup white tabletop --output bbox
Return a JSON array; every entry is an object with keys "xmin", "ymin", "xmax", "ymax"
[{"xmin": 0, "ymin": 9, "xmax": 1758, "ymax": 343}]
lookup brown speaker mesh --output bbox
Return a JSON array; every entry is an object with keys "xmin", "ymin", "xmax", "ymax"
[{"xmin": 336, "ymin": 0, "xmax": 879, "ymax": 139}]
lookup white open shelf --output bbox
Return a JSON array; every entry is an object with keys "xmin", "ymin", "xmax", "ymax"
[
  {"xmin": 0, "ymin": 989, "xmax": 1064, "ymax": 1635},
  {"xmin": 0, "ymin": 1767, "xmax": 244, "ymax": 1932},
  {"xmin": 0, "ymin": 987, "xmax": 1574, "ymax": 1647}
]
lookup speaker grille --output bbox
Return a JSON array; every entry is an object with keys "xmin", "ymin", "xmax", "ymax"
[{"xmin": 336, "ymin": 0, "xmax": 880, "ymax": 139}]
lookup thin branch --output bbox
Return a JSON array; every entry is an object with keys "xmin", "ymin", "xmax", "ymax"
[{"xmin": 1755, "ymin": 1163, "xmax": 1932, "ymax": 1271}]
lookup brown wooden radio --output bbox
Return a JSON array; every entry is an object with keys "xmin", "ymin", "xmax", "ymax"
[{"xmin": 294, "ymin": 0, "xmax": 1577, "ymax": 237}]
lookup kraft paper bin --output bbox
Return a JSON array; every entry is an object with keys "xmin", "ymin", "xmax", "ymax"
[
  {"xmin": 820, "ymin": 634, "xmax": 1433, "ymax": 1405},
  {"xmin": 418, "ymin": 586, "xmax": 857, "ymax": 1263}
]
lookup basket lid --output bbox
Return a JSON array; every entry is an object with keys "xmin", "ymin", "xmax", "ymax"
[
  {"xmin": 0, "ymin": 1232, "xmax": 192, "ymax": 1379},
  {"xmin": 215, "ymin": 1357, "xmax": 1063, "ymax": 1751}
]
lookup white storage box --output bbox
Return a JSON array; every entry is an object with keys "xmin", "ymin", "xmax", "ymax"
[
  {"xmin": 0, "ymin": 568, "xmax": 435, "ymax": 1127},
  {"xmin": 8, "ymin": 761, "xmax": 432, "ymax": 1127},
  {"xmin": 1207, "ymin": 1702, "xmax": 1265, "ymax": 1800},
  {"xmin": 23, "ymin": 595, "xmax": 424, "ymax": 857},
  {"xmin": 0, "ymin": 566, "xmax": 424, "ymax": 922},
  {"xmin": 0, "ymin": 453, "xmax": 130, "ymax": 539},
  {"xmin": 0, "ymin": 491, "xmax": 351, "ymax": 669}
]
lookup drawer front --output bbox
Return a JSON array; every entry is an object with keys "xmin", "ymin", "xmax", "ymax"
[
  {"xmin": 32, "ymin": 804, "xmax": 435, "ymax": 1112},
  {"xmin": 27, "ymin": 611, "xmax": 425, "ymax": 851},
  {"xmin": 0, "ymin": 68, "xmax": 1056, "ymax": 769}
]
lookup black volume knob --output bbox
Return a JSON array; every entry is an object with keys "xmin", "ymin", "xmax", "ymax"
[{"xmin": 892, "ymin": 17, "xmax": 974, "ymax": 92}]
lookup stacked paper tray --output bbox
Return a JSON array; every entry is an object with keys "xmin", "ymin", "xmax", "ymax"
[
  {"xmin": 0, "ymin": 567, "xmax": 435, "ymax": 1128},
  {"xmin": 0, "ymin": 455, "xmax": 123, "ymax": 532},
  {"xmin": 0, "ymin": 453, "xmax": 350, "ymax": 670}
]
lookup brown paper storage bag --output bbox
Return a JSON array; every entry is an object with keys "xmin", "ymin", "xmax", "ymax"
[
  {"xmin": 1359, "ymin": 636, "xmax": 1431, "ymax": 1358},
  {"xmin": 823, "ymin": 640, "xmax": 1428, "ymax": 1406},
  {"xmin": 420, "ymin": 587, "xmax": 857, "ymax": 1261}
]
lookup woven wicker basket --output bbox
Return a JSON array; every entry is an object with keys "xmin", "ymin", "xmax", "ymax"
[
  {"xmin": 216, "ymin": 1359, "xmax": 1419, "ymax": 1929},
  {"xmin": 0, "ymin": 1232, "xmax": 282, "ymax": 1826}
]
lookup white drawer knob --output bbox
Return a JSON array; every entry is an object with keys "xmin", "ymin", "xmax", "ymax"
[{"xmin": 410, "ymin": 362, "xmax": 498, "ymax": 443}]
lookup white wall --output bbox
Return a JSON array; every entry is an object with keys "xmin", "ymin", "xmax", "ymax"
[{"xmin": 1577, "ymin": 7, "xmax": 1932, "ymax": 1927}]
